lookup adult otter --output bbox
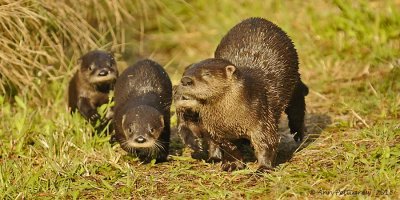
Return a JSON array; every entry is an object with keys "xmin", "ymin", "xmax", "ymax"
[
  {"xmin": 175, "ymin": 17, "xmax": 308, "ymax": 172},
  {"xmin": 68, "ymin": 50, "xmax": 118, "ymax": 128},
  {"xmin": 114, "ymin": 59, "xmax": 172, "ymax": 163}
]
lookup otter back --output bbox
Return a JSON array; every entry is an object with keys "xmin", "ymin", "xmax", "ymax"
[
  {"xmin": 216, "ymin": 17, "xmax": 308, "ymax": 141},
  {"xmin": 215, "ymin": 17, "xmax": 300, "ymax": 111}
]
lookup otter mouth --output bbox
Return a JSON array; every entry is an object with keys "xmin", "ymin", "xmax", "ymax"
[
  {"xmin": 175, "ymin": 94, "xmax": 201, "ymax": 109},
  {"xmin": 121, "ymin": 139, "xmax": 156, "ymax": 149},
  {"xmin": 181, "ymin": 95, "xmax": 194, "ymax": 101},
  {"xmin": 89, "ymin": 74, "xmax": 117, "ymax": 84}
]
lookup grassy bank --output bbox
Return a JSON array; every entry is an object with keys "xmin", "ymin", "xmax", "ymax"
[{"xmin": 0, "ymin": 0, "xmax": 399, "ymax": 199}]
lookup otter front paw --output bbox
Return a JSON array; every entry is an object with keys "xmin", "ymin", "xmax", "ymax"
[
  {"xmin": 89, "ymin": 113, "xmax": 101, "ymax": 122},
  {"xmin": 207, "ymin": 143, "xmax": 222, "ymax": 163},
  {"xmin": 207, "ymin": 155, "xmax": 222, "ymax": 163},
  {"xmin": 293, "ymin": 132, "xmax": 303, "ymax": 142},
  {"xmin": 155, "ymin": 152, "xmax": 168, "ymax": 163},
  {"xmin": 109, "ymin": 134, "xmax": 118, "ymax": 145},
  {"xmin": 221, "ymin": 161, "xmax": 245, "ymax": 172},
  {"xmin": 256, "ymin": 165, "xmax": 274, "ymax": 174}
]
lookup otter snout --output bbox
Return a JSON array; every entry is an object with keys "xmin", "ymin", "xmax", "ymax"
[
  {"xmin": 134, "ymin": 136, "xmax": 147, "ymax": 143},
  {"xmin": 181, "ymin": 76, "xmax": 194, "ymax": 86},
  {"xmin": 89, "ymin": 68, "xmax": 117, "ymax": 84},
  {"xmin": 98, "ymin": 69, "xmax": 110, "ymax": 76}
]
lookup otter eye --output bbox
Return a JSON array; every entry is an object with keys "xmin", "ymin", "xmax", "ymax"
[
  {"xmin": 149, "ymin": 128, "xmax": 155, "ymax": 133},
  {"xmin": 128, "ymin": 125, "xmax": 136, "ymax": 134},
  {"xmin": 202, "ymin": 71, "xmax": 211, "ymax": 77},
  {"xmin": 89, "ymin": 63, "xmax": 96, "ymax": 71}
]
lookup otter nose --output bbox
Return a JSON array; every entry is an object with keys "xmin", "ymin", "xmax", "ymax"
[
  {"xmin": 181, "ymin": 76, "xmax": 193, "ymax": 86},
  {"xmin": 135, "ymin": 136, "xmax": 147, "ymax": 143},
  {"xmin": 98, "ymin": 69, "xmax": 109, "ymax": 76}
]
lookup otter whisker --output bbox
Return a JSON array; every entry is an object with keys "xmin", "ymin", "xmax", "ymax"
[{"xmin": 154, "ymin": 141, "xmax": 166, "ymax": 152}]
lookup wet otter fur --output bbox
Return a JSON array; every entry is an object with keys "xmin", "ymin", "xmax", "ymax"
[
  {"xmin": 174, "ymin": 87, "xmax": 222, "ymax": 162},
  {"xmin": 68, "ymin": 50, "xmax": 118, "ymax": 129},
  {"xmin": 175, "ymin": 17, "xmax": 308, "ymax": 172},
  {"xmin": 114, "ymin": 59, "xmax": 172, "ymax": 163}
]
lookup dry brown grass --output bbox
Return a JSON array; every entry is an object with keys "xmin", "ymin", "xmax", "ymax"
[{"xmin": 0, "ymin": 0, "xmax": 140, "ymax": 103}]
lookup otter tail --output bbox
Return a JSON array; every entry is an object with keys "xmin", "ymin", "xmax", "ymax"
[{"xmin": 299, "ymin": 80, "xmax": 309, "ymax": 96}]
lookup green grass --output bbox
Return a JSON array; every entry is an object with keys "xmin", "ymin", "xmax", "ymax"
[{"xmin": 1, "ymin": 0, "xmax": 400, "ymax": 199}]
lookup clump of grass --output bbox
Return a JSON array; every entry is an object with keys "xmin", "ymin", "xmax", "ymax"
[
  {"xmin": 0, "ymin": 0, "xmax": 140, "ymax": 103},
  {"xmin": 0, "ymin": 1, "xmax": 90, "ymax": 100}
]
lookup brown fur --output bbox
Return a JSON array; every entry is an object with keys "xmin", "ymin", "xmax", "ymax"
[
  {"xmin": 68, "ymin": 50, "xmax": 118, "ymax": 128},
  {"xmin": 174, "ymin": 87, "xmax": 222, "ymax": 161},
  {"xmin": 175, "ymin": 18, "xmax": 308, "ymax": 172}
]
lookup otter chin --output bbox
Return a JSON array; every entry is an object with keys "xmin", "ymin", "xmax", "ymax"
[
  {"xmin": 89, "ymin": 74, "xmax": 118, "ymax": 84},
  {"xmin": 174, "ymin": 93, "xmax": 201, "ymax": 109},
  {"xmin": 123, "ymin": 139, "xmax": 157, "ymax": 149}
]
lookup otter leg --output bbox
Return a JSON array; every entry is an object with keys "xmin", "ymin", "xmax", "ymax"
[
  {"xmin": 96, "ymin": 106, "xmax": 115, "ymax": 135},
  {"xmin": 77, "ymin": 97, "xmax": 100, "ymax": 122},
  {"xmin": 155, "ymin": 115, "xmax": 170, "ymax": 163},
  {"xmin": 109, "ymin": 132, "xmax": 118, "ymax": 145},
  {"xmin": 220, "ymin": 141, "xmax": 245, "ymax": 172},
  {"xmin": 178, "ymin": 125, "xmax": 203, "ymax": 155},
  {"xmin": 251, "ymin": 126, "xmax": 278, "ymax": 173},
  {"xmin": 285, "ymin": 81, "xmax": 307, "ymax": 142},
  {"xmin": 207, "ymin": 140, "xmax": 222, "ymax": 163},
  {"xmin": 179, "ymin": 125, "xmax": 207, "ymax": 160}
]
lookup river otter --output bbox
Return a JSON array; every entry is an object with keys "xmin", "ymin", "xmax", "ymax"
[
  {"xmin": 114, "ymin": 59, "xmax": 172, "ymax": 163},
  {"xmin": 175, "ymin": 17, "xmax": 308, "ymax": 172},
  {"xmin": 68, "ymin": 50, "xmax": 118, "ymax": 129}
]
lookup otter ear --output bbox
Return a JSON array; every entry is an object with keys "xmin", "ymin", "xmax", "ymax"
[
  {"xmin": 160, "ymin": 115, "xmax": 165, "ymax": 128},
  {"xmin": 122, "ymin": 114, "xmax": 127, "ymax": 127},
  {"xmin": 108, "ymin": 51, "xmax": 116, "ymax": 60},
  {"xmin": 172, "ymin": 85, "xmax": 178, "ymax": 93},
  {"xmin": 184, "ymin": 63, "xmax": 194, "ymax": 71},
  {"xmin": 225, "ymin": 65, "xmax": 236, "ymax": 78},
  {"xmin": 121, "ymin": 114, "xmax": 129, "ymax": 138},
  {"xmin": 77, "ymin": 56, "xmax": 83, "ymax": 67}
]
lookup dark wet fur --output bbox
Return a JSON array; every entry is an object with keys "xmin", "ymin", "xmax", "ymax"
[
  {"xmin": 114, "ymin": 59, "xmax": 172, "ymax": 163},
  {"xmin": 174, "ymin": 86, "xmax": 223, "ymax": 162}
]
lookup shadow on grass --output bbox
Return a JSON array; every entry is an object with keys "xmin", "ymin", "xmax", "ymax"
[
  {"xmin": 168, "ymin": 112, "xmax": 332, "ymax": 166},
  {"xmin": 275, "ymin": 112, "xmax": 332, "ymax": 165}
]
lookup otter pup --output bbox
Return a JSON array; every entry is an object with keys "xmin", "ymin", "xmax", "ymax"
[
  {"xmin": 175, "ymin": 18, "xmax": 308, "ymax": 172},
  {"xmin": 114, "ymin": 59, "xmax": 172, "ymax": 163},
  {"xmin": 68, "ymin": 50, "xmax": 118, "ymax": 127}
]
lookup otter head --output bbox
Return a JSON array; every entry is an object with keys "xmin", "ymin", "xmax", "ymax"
[
  {"xmin": 174, "ymin": 58, "xmax": 237, "ymax": 109},
  {"xmin": 117, "ymin": 105, "xmax": 165, "ymax": 153},
  {"xmin": 79, "ymin": 50, "xmax": 118, "ymax": 87}
]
